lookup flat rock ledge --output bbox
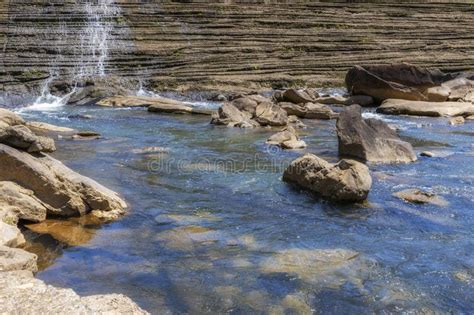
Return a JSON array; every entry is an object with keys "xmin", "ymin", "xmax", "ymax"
[
  {"xmin": 0, "ymin": 270, "xmax": 148, "ymax": 314},
  {"xmin": 377, "ymin": 99, "xmax": 474, "ymax": 117}
]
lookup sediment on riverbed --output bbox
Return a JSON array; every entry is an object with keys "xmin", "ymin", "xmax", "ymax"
[{"xmin": 1, "ymin": 1, "xmax": 474, "ymax": 94}]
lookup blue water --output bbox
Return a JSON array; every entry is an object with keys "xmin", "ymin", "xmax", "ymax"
[{"xmin": 14, "ymin": 103, "xmax": 474, "ymax": 314}]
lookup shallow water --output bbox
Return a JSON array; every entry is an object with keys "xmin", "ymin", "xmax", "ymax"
[{"xmin": 12, "ymin": 102, "xmax": 474, "ymax": 313}]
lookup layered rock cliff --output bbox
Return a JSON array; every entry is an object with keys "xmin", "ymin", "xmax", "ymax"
[{"xmin": 1, "ymin": 0, "xmax": 474, "ymax": 94}]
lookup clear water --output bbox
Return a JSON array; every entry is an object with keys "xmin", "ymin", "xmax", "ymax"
[{"xmin": 14, "ymin": 103, "xmax": 474, "ymax": 314}]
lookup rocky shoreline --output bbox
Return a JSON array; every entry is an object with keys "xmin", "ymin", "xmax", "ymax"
[{"xmin": 0, "ymin": 109, "xmax": 147, "ymax": 313}]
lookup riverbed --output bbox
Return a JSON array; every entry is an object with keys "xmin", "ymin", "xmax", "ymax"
[{"xmin": 15, "ymin": 98, "xmax": 474, "ymax": 313}]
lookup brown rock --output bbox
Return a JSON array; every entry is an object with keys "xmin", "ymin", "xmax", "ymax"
[
  {"xmin": 267, "ymin": 126, "xmax": 306, "ymax": 150},
  {"xmin": 279, "ymin": 102, "xmax": 336, "ymax": 119},
  {"xmin": 279, "ymin": 89, "xmax": 317, "ymax": 104},
  {"xmin": 25, "ymin": 121, "xmax": 76, "ymax": 134},
  {"xmin": 0, "ymin": 181, "xmax": 48, "ymax": 223},
  {"xmin": 148, "ymin": 103, "xmax": 213, "ymax": 115},
  {"xmin": 0, "ymin": 108, "xmax": 25, "ymax": 128},
  {"xmin": 0, "ymin": 125, "xmax": 55, "ymax": 153},
  {"xmin": 254, "ymin": 102, "xmax": 288, "ymax": 126},
  {"xmin": 424, "ymin": 86, "xmax": 450, "ymax": 102},
  {"xmin": 316, "ymin": 95, "xmax": 374, "ymax": 107},
  {"xmin": 337, "ymin": 105, "xmax": 417, "ymax": 163},
  {"xmin": 0, "ymin": 144, "xmax": 127, "ymax": 219},
  {"xmin": 283, "ymin": 154, "xmax": 372, "ymax": 202}
]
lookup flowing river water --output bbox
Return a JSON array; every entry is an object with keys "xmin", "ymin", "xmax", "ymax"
[
  {"xmin": 3, "ymin": 0, "xmax": 474, "ymax": 313},
  {"xmin": 13, "ymin": 97, "xmax": 474, "ymax": 314}
]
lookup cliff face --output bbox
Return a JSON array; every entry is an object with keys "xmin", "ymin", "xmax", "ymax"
[{"xmin": 1, "ymin": 1, "xmax": 474, "ymax": 93}]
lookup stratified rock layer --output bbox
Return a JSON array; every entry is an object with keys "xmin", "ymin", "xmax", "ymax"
[{"xmin": 1, "ymin": 1, "xmax": 474, "ymax": 93}]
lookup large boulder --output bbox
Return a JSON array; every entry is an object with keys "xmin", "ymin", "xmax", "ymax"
[
  {"xmin": 0, "ymin": 125, "xmax": 55, "ymax": 153},
  {"xmin": 442, "ymin": 78, "xmax": 474, "ymax": 102},
  {"xmin": 283, "ymin": 154, "xmax": 372, "ymax": 202},
  {"xmin": 377, "ymin": 99, "xmax": 474, "ymax": 117},
  {"xmin": 0, "ymin": 181, "xmax": 48, "ymax": 223},
  {"xmin": 345, "ymin": 64, "xmax": 453, "ymax": 102},
  {"xmin": 337, "ymin": 105, "xmax": 417, "ymax": 163},
  {"xmin": 267, "ymin": 126, "xmax": 306, "ymax": 150},
  {"xmin": 0, "ymin": 246, "xmax": 37, "ymax": 272},
  {"xmin": 278, "ymin": 102, "xmax": 336, "ymax": 119},
  {"xmin": 0, "ymin": 270, "xmax": 149, "ymax": 314},
  {"xmin": 0, "ymin": 144, "xmax": 127, "ymax": 220}
]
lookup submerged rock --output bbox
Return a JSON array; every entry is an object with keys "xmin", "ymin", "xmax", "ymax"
[
  {"xmin": 420, "ymin": 151, "xmax": 435, "ymax": 158},
  {"xmin": 0, "ymin": 125, "xmax": 55, "ymax": 153},
  {"xmin": 0, "ymin": 270, "xmax": 148, "ymax": 314},
  {"xmin": 337, "ymin": 105, "xmax": 417, "ymax": 163},
  {"xmin": 278, "ymin": 102, "xmax": 336, "ymax": 119},
  {"xmin": 394, "ymin": 189, "xmax": 448, "ymax": 206},
  {"xmin": 377, "ymin": 99, "xmax": 474, "ymax": 117},
  {"xmin": 25, "ymin": 219, "xmax": 96, "ymax": 247},
  {"xmin": 0, "ymin": 144, "xmax": 127, "ymax": 219},
  {"xmin": 267, "ymin": 126, "xmax": 306, "ymax": 150},
  {"xmin": 283, "ymin": 154, "xmax": 372, "ymax": 202}
]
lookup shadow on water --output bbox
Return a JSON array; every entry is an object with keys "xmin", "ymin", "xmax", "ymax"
[{"xmin": 12, "ymin": 105, "xmax": 474, "ymax": 313}]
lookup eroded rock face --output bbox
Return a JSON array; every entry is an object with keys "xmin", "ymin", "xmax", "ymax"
[
  {"xmin": 0, "ymin": 270, "xmax": 149, "ymax": 314},
  {"xmin": 0, "ymin": 144, "xmax": 127, "ymax": 219},
  {"xmin": 25, "ymin": 121, "xmax": 76, "ymax": 134},
  {"xmin": 0, "ymin": 125, "xmax": 55, "ymax": 153},
  {"xmin": 283, "ymin": 154, "xmax": 372, "ymax": 202},
  {"xmin": 337, "ymin": 105, "xmax": 417, "ymax": 163},
  {"xmin": 377, "ymin": 99, "xmax": 474, "ymax": 117},
  {"xmin": 345, "ymin": 64, "xmax": 454, "ymax": 102},
  {"xmin": 278, "ymin": 102, "xmax": 336, "ymax": 119},
  {"xmin": 316, "ymin": 95, "xmax": 374, "ymax": 107},
  {"xmin": 267, "ymin": 126, "xmax": 306, "ymax": 150},
  {"xmin": 254, "ymin": 102, "xmax": 288, "ymax": 126}
]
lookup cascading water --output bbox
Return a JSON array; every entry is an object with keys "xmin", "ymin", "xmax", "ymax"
[
  {"xmin": 28, "ymin": 0, "xmax": 121, "ymax": 110},
  {"xmin": 76, "ymin": 0, "xmax": 120, "ymax": 79}
]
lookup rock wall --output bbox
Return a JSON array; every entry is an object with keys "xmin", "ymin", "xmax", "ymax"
[{"xmin": 1, "ymin": 0, "xmax": 474, "ymax": 92}]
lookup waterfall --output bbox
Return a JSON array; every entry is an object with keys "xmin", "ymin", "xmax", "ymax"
[{"xmin": 76, "ymin": 0, "xmax": 121, "ymax": 79}]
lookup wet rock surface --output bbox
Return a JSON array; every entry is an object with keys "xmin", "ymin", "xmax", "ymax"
[
  {"xmin": 337, "ymin": 105, "xmax": 417, "ymax": 163},
  {"xmin": 266, "ymin": 126, "xmax": 306, "ymax": 150}
]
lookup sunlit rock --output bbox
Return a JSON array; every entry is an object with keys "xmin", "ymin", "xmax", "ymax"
[{"xmin": 0, "ymin": 246, "xmax": 37, "ymax": 272}]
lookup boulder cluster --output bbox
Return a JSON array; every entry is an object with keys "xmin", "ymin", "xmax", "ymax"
[{"xmin": 0, "ymin": 108, "xmax": 128, "ymax": 280}]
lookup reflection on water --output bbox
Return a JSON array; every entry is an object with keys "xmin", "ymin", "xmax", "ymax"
[{"xmin": 14, "ymin": 104, "xmax": 474, "ymax": 313}]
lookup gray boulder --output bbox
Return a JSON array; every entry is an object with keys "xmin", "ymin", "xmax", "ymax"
[
  {"xmin": 337, "ymin": 105, "xmax": 417, "ymax": 163},
  {"xmin": 283, "ymin": 154, "xmax": 372, "ymax": 202}
]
